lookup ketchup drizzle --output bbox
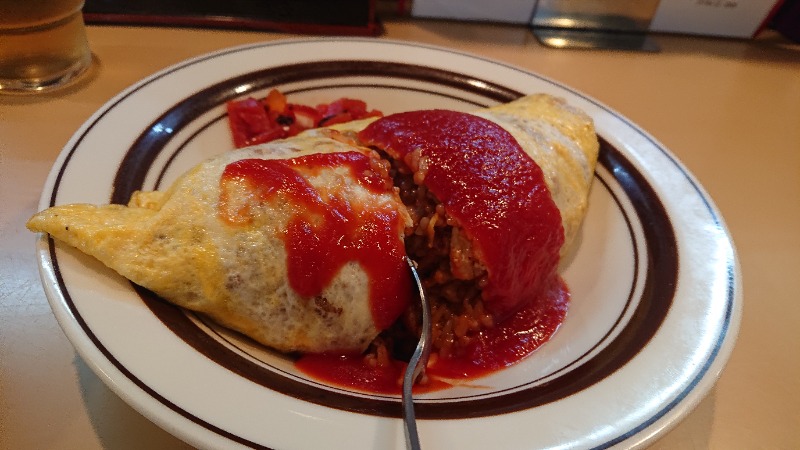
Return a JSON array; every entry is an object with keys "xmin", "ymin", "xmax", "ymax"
[{"xmin": 219, "ymin": 151, "xmax": 411, "ymax": 330}]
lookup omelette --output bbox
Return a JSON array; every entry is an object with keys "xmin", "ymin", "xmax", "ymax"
[
  {"xmin": 27, "ymin": 93, "xmax": 599, "ymax": 357},
  {"xmin": 477, "ymin": 94, "xmax": 598, "ymax": 253}
]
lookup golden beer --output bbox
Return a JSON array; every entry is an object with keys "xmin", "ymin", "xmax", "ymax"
[{"xmin": 0, "ymin": 0, "xmax": 91, "ymax": 92}]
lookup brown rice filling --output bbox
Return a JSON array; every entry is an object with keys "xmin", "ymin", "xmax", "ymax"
[{"xmin": 364, "ymin": 150, "xmax": 495, "ymax": 370}]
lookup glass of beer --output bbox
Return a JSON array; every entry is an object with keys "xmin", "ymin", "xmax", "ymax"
[{"xmin": 0, "ymin": 0, "xmax": 92, "ymax": 93}]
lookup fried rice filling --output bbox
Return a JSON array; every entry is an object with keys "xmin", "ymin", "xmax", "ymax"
[{"xmin": 364, "ymin": 150, "xmax": 495, "ymax": 370}]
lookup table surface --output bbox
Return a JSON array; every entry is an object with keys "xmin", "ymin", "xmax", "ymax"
[{"xmin": 1, "ymin": 19, "xmax": 798, "ymax": 450}]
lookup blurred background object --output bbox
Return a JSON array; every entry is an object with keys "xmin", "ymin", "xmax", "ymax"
[
  {"xmin": 407, "ymin": 0, "xmax": 795, "ymax": 48},
  {"xmin": 0, "ymin": 0, "xmax": 92, "ymax": 93},
  {"xmin": 409, "ymin": 0, "xmax": 537, "ymax": 24},
  {"xmin": 82, "ymin": 0, "xmax": 381, "ymax": 35},
  {"xmin": 769, "ymin": 0, "xmax": 800, "ymax": 42},
  {"xmin": 530, "ymin": 0, "xmax": 660, "ymax": 50},
  {"xmin": 78, "ymin": 0, "xmax": 799, "ymax": 44}
]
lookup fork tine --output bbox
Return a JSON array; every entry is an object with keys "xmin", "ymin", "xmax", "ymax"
[{"xmin": 402, "ymin": 257, "xmax": 432, "ymax": 450}]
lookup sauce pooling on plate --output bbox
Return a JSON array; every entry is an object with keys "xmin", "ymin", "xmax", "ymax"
[{"xmin": 296, "ymin": 280, "xmax": 568, "ymax": 393}]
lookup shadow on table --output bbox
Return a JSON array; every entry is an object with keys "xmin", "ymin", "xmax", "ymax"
[{"xmin": 76, "ymin": 356, "xmax": 195, "ymax": 450}]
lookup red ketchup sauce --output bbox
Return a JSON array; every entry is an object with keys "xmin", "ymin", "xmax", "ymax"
[
  {"xmin": 219, "ymin": 151, "xmax": 412, "ymax": 330},
  {"xmin": 358, "ymin": 110, "xmax": 565, "ymax": 321}
]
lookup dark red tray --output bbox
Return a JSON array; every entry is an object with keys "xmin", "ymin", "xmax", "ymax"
[{"xmin": 83, "ymin": 0, "xmax": 382, "ymax": 36}]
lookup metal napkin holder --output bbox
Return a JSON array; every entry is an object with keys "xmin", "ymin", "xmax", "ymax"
[{"xmin": 531, "ymin": 0, "xmax": 661, "ymax": 51}]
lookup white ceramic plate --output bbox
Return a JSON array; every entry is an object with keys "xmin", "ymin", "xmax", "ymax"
[{"xmin": 34, "ymin": 39, "xmax": 741, "ymax": 450}]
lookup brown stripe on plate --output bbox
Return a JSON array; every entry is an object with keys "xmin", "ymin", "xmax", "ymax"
[{"xmin": 105, "ymin": 61, "xmax": 677, "ymax": 419}]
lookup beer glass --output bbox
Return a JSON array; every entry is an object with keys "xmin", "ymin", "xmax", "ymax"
[{"xmin": 0, "ymin": 0, "xmax": 92, "ymax": 93}]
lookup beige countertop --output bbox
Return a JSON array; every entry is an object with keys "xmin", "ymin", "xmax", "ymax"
[{"xmin": 1, "ymin": 19, "xmax": 798, "ymax": 449}]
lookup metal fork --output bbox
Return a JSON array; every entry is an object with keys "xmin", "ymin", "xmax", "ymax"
[{"xmin": 402, "ymin": 257, "xmax": 432, "ymax": 450}]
